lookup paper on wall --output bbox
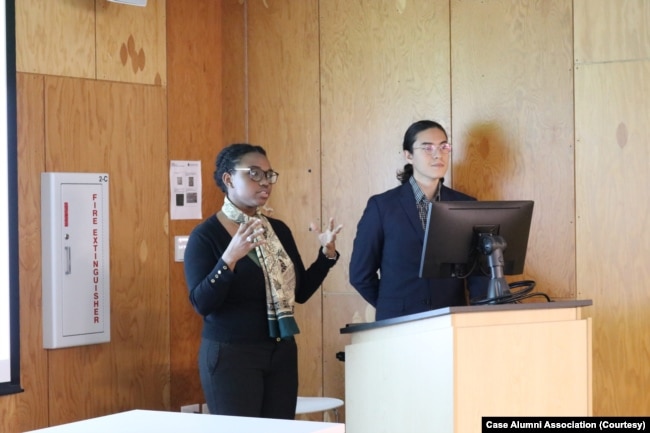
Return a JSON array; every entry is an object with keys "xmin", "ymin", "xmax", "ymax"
[{"xmin": 170, "ymin": 160, "xmax": 202, "ymax": 220}]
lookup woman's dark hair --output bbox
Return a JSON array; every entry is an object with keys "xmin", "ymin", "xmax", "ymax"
[
  {"xmin": 214, "ymin": 143, "xmax": 267, "ymax": 193},
  {"xmin": 396, "ymin": 120, "xmax": 448, "ymax": 184}
]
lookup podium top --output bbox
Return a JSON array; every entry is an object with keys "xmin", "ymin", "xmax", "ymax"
[{"xmin": 340, "ymin": 299, "xmax": 593, "ymax": 334}]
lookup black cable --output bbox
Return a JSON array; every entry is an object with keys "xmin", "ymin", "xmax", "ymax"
[{"xmin": 470, "ymin": 280, "xmax": 552, "ymax": 305}]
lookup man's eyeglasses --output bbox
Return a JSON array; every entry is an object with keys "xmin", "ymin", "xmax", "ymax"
[
  {"xmin": 413, "ymin": 143, "xmax": 452, "ymax": 154},
  {"xmin": 232, "ymin": 166, "xmax": 279, "ymax": 184}
]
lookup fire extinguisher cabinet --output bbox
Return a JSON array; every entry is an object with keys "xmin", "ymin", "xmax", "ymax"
[{"xmin": 41, "ymin": 172, "xmax": 110, "ymax": 349}]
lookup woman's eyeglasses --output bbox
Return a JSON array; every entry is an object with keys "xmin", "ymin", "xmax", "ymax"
[
  {"xmin": 413, "ymin": 143, "xmax": 452, "ymax": 154},
  {"xmin": 232, "ymin": 166, "xmax": 279, "ymax": 184}
]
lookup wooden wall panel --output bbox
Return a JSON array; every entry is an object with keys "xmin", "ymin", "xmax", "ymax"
[
  {"xmin": 574, "ymin": 0, "xmax": 650, "ymax": 64},
  {"xmin": 575, "ymin": 61, "xmax": 650, "ymax": 415},
  {"xmin": 43, "ymin": 77, "xmax": 169, "ymax": 425},
  {"xmin": 322, "ymin": 293, "xmax": 374, "ymax": 422},
  {"xmin": 96, "ymin": 0, "xmax": 167, "ymax": 85},
  {"xmin": 166, "ymin": 0, "xmax": 225, "ymax": 411},
  {"xmin": 574, "ymin": 0, "xmax": 650, "ymax": 416},
  {"xmin": 451, "ymin": 0, "xmax": 575, "ymax": 299},
  {"xmin": 0, "ymin": 74, "xmax": 49, "ymax": 433},
  {"xmin": 222, "ymin": 0, "xmax": 247, "ymax": 143},
  {"xmin": 320, "ymin": 0, "xmax": 451, "ymax": 299},
  {"xmin": 15, "ymin": 0, "xmax": 96, "ymax": 78},
  {"xmin": 319, "ymin": 0, "xmax": 451, "ymax": 417},
  {"xmin": 246, "ymin": 0, "xmax": 323, "ymax": 409}
]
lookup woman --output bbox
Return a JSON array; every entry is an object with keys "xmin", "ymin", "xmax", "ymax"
[
  {"xmin": 349, "ymin": 120, "xmax": 487, "ymax": 321},
  {"xmin": 184, "ymin": 143, "xmax": 342, "ymax": 419}
]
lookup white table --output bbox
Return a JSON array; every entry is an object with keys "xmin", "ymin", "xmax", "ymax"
[
  {"xmin": 295, "ymin": 397, "xmax": 344, "ymax": 422},
  {"xmin": 25, "ymin": 409, "xmax": 345, "ymax": 433}
]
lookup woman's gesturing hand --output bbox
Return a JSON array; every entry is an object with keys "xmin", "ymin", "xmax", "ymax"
[
  {"xmin": 310, "ymin": 217, "xmax": 343, "ymax": 259},
  {"xmin": 222, "ymin": 218, "xmax": 266, "ymax": 269}
]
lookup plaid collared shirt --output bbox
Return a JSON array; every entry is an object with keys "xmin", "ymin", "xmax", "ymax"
[{"xmin": 409, "ymin": 176, "xmax": 430, "ymax": 229}]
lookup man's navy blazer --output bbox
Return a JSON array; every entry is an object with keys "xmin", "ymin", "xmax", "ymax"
[{"xmin": 350, "ymin": 181, "xmax": 486, "ymax": 321}]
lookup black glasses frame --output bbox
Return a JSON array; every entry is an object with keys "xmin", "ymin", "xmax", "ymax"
[{"xmin": 232, "ymin": 166, "xmax": 279, "ymax": 184}]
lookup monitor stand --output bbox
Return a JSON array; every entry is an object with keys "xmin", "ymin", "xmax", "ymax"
[{"xmin": 479, "ymin": 233, "xmax": 512, "ymax": 303}]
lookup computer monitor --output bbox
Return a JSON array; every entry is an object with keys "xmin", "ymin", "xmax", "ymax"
[{"xmin": 419, "ymin": 200, "xmax": 534, "ymax": 301}]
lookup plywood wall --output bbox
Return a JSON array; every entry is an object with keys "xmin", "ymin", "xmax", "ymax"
[
  {"xmin": 245, "ymin": 0, "xmax": 325, "ymax": 409},
  {"xmin": 16, "ymin": 0, "xmax": 96, "ymax": 78},
  {"xmin": 43, "ymin": 76, "xmax": 170, "ymax": 425},
  {"xmin": 16, "ymin": 0, "xmax": 166, "ymax": 84},
  {"xmin": 96, "ymin": 0, "xmax": 166, "ymax": 85},
  {"xmin": 166, "ymin": 0, "xmax": 226, "ymax": 412},
  {"xmin": 574, "ymin": 0, "xmax": 650, "ymax": 416},
  {"xmin": 3, "ymin": 1, "xmax": 171, "ymax": 431},
  {"xmin": 318, "ymin": 0, "xmax": 452, "ymax": 414},
  {"xmin": 451, "ymin": 0, "xmax": 575, "ymax": 299},
  {"xmin": 9, "ymin": 73, "xmax": 49, "ymax": 433}
]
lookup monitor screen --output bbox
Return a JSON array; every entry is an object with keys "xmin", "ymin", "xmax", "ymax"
[
  {"xmin": 1, "ymin": 0, "xmax": 20, "ymax": 395},
  {"xmin": 419, "ymin": 200, "xmax": 534, "ymax": 280}
]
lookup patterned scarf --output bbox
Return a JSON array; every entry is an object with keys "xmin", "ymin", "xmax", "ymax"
[{"xmin": 221, "ymin": 197, "xmax": 300, "ymax": 338}]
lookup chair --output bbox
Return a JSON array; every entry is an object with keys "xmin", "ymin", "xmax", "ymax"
[{"xmin": 295, "ymin": 396, "xmax": 344, "ymax": 422}]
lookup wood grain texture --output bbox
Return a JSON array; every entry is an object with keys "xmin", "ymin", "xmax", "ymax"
[
  {"xmin": 96, "ymin": 0, "xmax": 167, "ymax": 85},
  {"xmin": 0, "ymin": 74, "xmax": 49, "ymax": 433},
  {"xmin": 222, "ymin": 0, "xmax": 247, "ymax": 143},
  {"xmin": 15, "ymin": 0, "xmax": 96, "ymax": 78},
  {"xmin": 320, "ymin": 0, "xmax": 450, "ymax": 293},
  {"xmin": 166, "ymin": 0, "xmax": 226, "ymax": 411},
  {"xmin": 321, "ymin": 292, "xmax": 375, "ymax": 423},
  {"xmin": 451, "ymin": 0, "xmax": 575, "ymax": 299},
  {"xmin": 575, "ymin": 61, "xmax": 650, "ymax": 415},
  {"xmin": 319, "ymin": 0, "xmax": 451, "ymax": 421},
  {"xmin": 43, "ymin": 77, "xmax": 169, "ymax": 425},
  {"xmin": 320, "ymin": 0, "xmax": 451, "ymax": 298},
  {"xmin": 246, "ymin": 0, "xmax": 324, "ymax": 406},
  {"xmin": 574, "ymin": 0, "xmax": 650, "ymax": 64}
]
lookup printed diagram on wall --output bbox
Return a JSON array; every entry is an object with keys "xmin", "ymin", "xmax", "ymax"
[
  {"xmin": 170, "ymin": 160, "xmax": 202, "ymax": 220},
  {"xmin": 41, "ymin": 173, "xmax": 110, "ymax": 349}
]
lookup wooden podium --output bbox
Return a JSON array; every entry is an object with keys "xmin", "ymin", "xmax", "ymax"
[{"xmin": 341, "ymin": 300, "xmax": 592, "ymax": 433}]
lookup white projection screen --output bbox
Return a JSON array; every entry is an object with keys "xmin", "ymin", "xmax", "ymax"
[{"xmin": 0, "ymin": 0, "xmax": 21, "ymax": 396}]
